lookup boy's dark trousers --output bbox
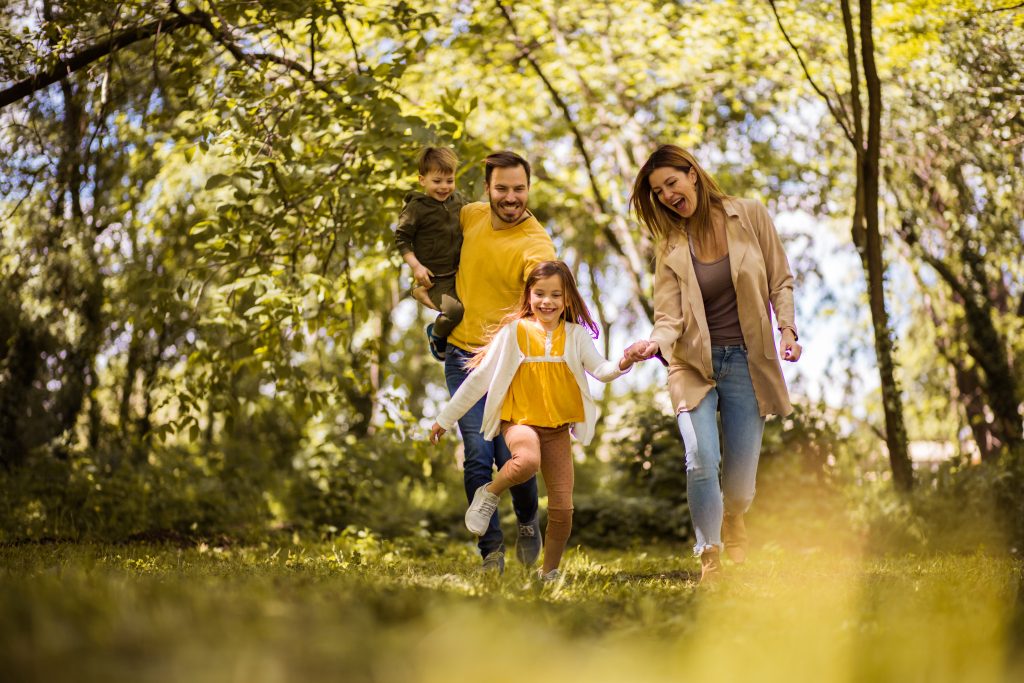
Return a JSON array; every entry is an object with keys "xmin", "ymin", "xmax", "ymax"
[{"xmin": 424, "ymin": 273, "xmax": 464, "ymax": 339}]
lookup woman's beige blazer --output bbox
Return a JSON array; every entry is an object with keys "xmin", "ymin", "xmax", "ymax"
[{"xmin": 649, "ymin": 197, "xmax": 797, "ymax": 417}]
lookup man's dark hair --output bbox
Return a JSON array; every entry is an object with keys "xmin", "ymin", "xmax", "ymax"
[{"xmin": 484, "ymin": 150, "xmax": 531, "ymax": 186}]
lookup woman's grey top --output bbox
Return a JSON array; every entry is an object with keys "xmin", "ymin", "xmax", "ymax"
[{"xmin": 690, "ymin": 246, "xmax": 745, "ymax": 346}]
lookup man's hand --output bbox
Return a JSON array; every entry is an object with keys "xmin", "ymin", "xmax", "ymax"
[
  {"xmin": 780, "ymin": 329, "xmax": 802, "ymax": 362},
  {"xmin": 429, "ymin": 422, "xmax": 446, "ymax": 444},
  {"xmin": 412, "ymin": 264, "xmax": 434, "ymax": 289}
]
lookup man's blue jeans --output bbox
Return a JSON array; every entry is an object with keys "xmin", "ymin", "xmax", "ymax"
[
  {"xmin": 445, "ymin": 344, "xmax": 539, "ymax": 557},
  {"xmin": 675, "ymin": 345, "xmax": 765, "ymax": 556}
]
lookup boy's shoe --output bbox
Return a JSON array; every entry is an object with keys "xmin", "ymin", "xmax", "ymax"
[
  {"xmin": 537, "ymin": 568, "xmax": 560, "ymax": 582},
  {"xmin": 465, "ymin": 484, "xmax": 500, "ymax": 536},
  {"xmin": 426, "ymin": 323, "xmax": 446, "ymax": 362},
  {"xmin": 699, "ymin": 547, "xmax": 723, "ymax": 586},
  {"xmin": 722, "ymin": 512, "xmax": 748, "ymax": 564},
  {"xmin": 515, "ymin": 514, "xmax": 542, "ymax": 566},
  {"xmin": 481, "ymin": 550, "xmax": 505, "ymax": 574}
]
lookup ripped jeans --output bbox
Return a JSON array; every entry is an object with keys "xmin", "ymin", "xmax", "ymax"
[{"xmin": 675, "ymin": 345, "xmax": 765, "ymax": 556}]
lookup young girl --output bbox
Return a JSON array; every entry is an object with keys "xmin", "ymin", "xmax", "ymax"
[{"xmin": 430, "ymin": 260, "xmax": 639, "ymax": 580}]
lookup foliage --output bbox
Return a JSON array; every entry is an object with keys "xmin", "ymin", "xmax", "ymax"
[
  {"xmin": 0, "ymin": 0, "xmax": 1022, "ymax": 542},
  {"xmin": 0, "ymin": 417, "xmax": 464, "ymax": 544},
  {"xmin": 853, "ymin": 445, "xmax": 1024, "ymax": 555}
]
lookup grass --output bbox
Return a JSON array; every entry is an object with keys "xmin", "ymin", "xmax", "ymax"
[{"xmin": 1, "ymin": 531, "xmax": 1021, "ymax": 683}]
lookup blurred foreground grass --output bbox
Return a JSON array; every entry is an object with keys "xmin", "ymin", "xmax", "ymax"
[{"xmin": 1, "ymin": 533, "xmax": 1021, "ymax": 683}]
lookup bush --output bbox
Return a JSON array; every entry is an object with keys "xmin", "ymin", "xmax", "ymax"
[
  {"xmin": 0, "ymin": 444, "xmax": 269, "ymax": 543},
  {"xmin": 288, "ymin": 429, "xmax": 464, "ymax": 539},
  {"xmin": 578, "ymin": 393, "xmax": 849, "ymax": 549},
  {"xmin": 0, "ymin": 431, "xmax": 466, "ymax": 544},
  {"xmin": 572, "ymin": 490, "xmax": 689, "ymax": 548}
]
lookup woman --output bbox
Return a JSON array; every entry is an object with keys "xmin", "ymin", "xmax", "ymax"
[{"xmin": 625, "ymin": 144, "xmax": 802, "ymax": 584}]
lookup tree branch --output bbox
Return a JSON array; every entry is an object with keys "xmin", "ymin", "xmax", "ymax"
[
  {"xmin": 766, "ymin": 0, "xmax": 856, "ymax": 146},
  {"xmin": 979, "ymin": 1, "xmax": 1024, "ymax": 13},
  {"xmin": 0, "ymin": 12, "xmax": 195, "ymax": 110},
  {"xmin": 839, "ymin": 0, "xmax": 864, "ymax": 150},
  {"xmin": 1, "ymin": 4, "xmax": 338, "ymax": 112},
  {"xmin": 494, "ymin": 0, "xmax": 654, "ymax": 321},
  {"xmin": 896, "ymin": 217, "xmax": 973, "ymax": 304},
  {"xmin": 333, "ymin": 0, "xmax": 366, "ymax": 74}
]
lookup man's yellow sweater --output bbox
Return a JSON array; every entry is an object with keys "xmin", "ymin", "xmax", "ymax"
[{"xmin": 447, "ymin": 202, "xmax": 556, "ymax": 351}]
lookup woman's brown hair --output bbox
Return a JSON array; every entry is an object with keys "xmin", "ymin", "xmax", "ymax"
[
  {"xmin": 464, "ymin": 261, "xmax": 598, "ymax": 369},
  {"xmin": 629, "ymin": 144, "xmax": 728, "ymax": 255}
]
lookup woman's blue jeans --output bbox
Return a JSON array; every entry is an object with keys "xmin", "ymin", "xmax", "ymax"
[
  {"xmin": 676, "ymin": 345, "xmax": 765, "ymax": 556},
  {"xmin": 445, "ymin": 344, "xmax": 539, "ymax": 558}
]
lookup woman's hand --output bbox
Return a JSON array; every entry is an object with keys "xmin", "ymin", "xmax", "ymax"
[
  {"xmin": 624, "ymin": 340, "xmax": 660, "ymax": 363},
  {"xmin": 429, "ymin": 422, "xmax": 446, "ymax": 444},
  {"xmin": 780, "ymin": 329, "xmax": 802, "ymax": 362}
]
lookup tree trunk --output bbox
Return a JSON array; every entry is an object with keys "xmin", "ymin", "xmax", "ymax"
[
  {"xmin": 120, "ymin": 329, "xmax": 143, "ymax": 434},
  {"xmin": 773, "ymin": 0, "xmax": 913, "ymax": 489},
  {"xmin": 47, "ymin": 41, "xmax": 105, "ymax": 448},
  {"xmin": 857, "ymin": 0, "xmax": 913, "ymax": 489},
  {"xmin": 0, "ymin": 325, "xmax": 40, "ymax": 468}
]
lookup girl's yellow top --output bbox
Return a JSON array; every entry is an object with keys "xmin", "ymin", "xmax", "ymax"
[{"xmin": 500, "ymin": 319, "xmax": 585, "ymax": 427}]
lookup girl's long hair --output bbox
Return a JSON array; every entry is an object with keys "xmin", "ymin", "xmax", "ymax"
[
  {"xmin": 629, "ymin": 144, "xmax": 728, "ymax": 255},
  {"xmin": 464, "ymin": 261, "xmax": 599, "ymax": 369}
]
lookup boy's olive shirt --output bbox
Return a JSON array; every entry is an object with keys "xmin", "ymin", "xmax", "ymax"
[
  {"xmin": 447, "ymin": 202, "xmax": 556, "ymax": 352},
  {"xmin": 394, "ymin": 191, "xmax": 466, "ymax": 275}
]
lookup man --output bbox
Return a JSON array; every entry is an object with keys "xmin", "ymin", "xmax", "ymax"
[{"xmin": 444, "ymin": 151, "xmax": 556, "ymax": 573}]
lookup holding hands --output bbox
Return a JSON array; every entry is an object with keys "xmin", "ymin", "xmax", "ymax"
[
  {"xmin": 622, "ymin": 335, "xmax": 803, "ymax": 364},
  {"xmin": 624, "ymin": 340, "xmax": 660, "ymax": 363},
  {"xmin": 619, "ymin": 340, "xmax": 659, "ymax": 370}
]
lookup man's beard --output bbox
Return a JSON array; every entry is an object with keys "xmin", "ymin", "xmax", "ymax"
[{"xmin": 489, "ymin": 197, "xmax": 526, "ymax": 223}]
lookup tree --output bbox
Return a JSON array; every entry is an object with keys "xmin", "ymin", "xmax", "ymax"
[
  {"xmin": 768, "ymin": 0, "xmax": 913, "ymax": 490},
  {"xmin": 886, "ymin": 5, "xmax": 1023, "ymax": 460}
]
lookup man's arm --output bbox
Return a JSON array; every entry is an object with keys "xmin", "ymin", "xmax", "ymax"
[{"xmin": 520, "ymin": 230, "xmax": 557, "ymax": 282}]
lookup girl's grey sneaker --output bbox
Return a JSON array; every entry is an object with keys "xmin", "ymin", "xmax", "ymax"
[
  {"xmin": 465, "ymin": 484, "xmax": 499, "ymax": 536},
  {"xmin": 537, "ymin": 568, "xmax": 560, "ymax": 582},
  {"xmin": 515, "ymin": 514, "xmax": 542, "ymax": 566}
]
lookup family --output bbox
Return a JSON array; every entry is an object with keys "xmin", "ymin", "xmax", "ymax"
[{"xmin": 394, "ymin": 146, "xmax": 802, "ymax": 585}]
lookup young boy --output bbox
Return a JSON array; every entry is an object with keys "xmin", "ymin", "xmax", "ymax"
[{"xmin": 394, "ymin": 147, "xmax": 466, "ymax": 361}]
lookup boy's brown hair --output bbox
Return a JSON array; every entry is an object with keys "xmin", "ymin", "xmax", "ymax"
[{"xmin": 418, "ymin": 147, "xmax": 458, "ymax": 176}]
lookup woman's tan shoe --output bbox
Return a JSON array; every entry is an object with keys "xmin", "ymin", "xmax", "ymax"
[
  {"xmin": 722, "ymin": 512, "xmax": 748, "ymax": 564},
  {"xmin": 699, "ymin": 547, "xmax": 723, "ymax": 585}
]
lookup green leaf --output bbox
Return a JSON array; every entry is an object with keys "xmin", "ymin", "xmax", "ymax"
[{"xmin": 206, "ymin": 174, "xmax": 231, "ymax": 190}]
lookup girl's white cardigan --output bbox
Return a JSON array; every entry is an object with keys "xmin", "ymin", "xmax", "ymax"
[{"xmin": 435, "ymin": 320, "xmax": 630, "ymax": 446}]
